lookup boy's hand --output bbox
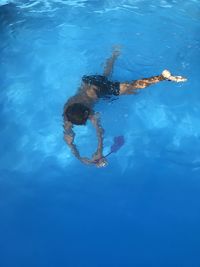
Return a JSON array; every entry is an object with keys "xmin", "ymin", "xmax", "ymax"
[
  {"xmin": 95, "ymin": 157, "xmax": 108, "ymax": 168},
  {"xmin": 92, "ymin": 152, "xmax": 108, "ymax": 168}
]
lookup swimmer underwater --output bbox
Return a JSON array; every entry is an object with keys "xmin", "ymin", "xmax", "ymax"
[{"xmin": 63, "ymin": 47, "xmax": 187, "ymax": 168}]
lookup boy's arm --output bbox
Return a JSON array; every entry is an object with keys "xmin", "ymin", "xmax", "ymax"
[
  {"xmin": 63, "ymin": 121, "xmax": 93, "ymax": 165},
  {"xmin": 89, "ymin": 114, "xmax": 104, "ymax": 155},
  {"xmin": 89, "ymin": 113, "xmax": 107, "ymax": 167}
]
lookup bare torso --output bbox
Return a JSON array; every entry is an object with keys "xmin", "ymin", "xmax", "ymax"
[{"xmin": 63, "ymin": 82, "xmax": 99, "ymax": 118}]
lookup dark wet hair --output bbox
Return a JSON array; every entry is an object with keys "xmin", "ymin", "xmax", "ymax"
[{"xmin": 65, "ymin": 103, "xmax": 91, "ymax": 125}]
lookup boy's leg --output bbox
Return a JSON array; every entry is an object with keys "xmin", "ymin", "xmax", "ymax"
[
  {"xmin": 119, "ymin": 69, "xmax": 187, "ymax": 95},
  {"xmin": 103, "ymin": 46, "xmax": 121, "ymax": 77}
]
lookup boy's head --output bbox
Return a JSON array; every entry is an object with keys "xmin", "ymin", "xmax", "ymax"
[{"xmin": 65, "ymin": 103, "xmax": 91, "ymax": 125}]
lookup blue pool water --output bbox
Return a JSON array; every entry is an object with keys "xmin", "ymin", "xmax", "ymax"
[{"xmin": 0, "ymin": 0, "xmax": 200, "ymax": 266}]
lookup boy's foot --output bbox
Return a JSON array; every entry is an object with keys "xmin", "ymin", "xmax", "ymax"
[
  {"xmin": 162, "ymin": 69, "xmax": 187, "ymax": 82},
  {"xmin": 112, "ymin": 45, "xmax": 121, "ymax": 57}
]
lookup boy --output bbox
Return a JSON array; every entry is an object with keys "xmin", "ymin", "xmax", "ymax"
[{"xmin": 63, "ymin": 48, "xmax": 187, "ymax": 167}]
